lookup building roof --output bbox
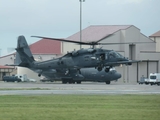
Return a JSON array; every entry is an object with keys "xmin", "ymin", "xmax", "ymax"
[
  {"xmin": 67, "ymin": 25, "xmax": 132, "ymax": 42},
  {"xmin": 0, "ymin": 65, "xmax": 14, "ymax": 69},
  {"xmin": 0, "ymin": 39, "xmax": 61, "ymax": 58},
  {"xmin": 29, "ymin": 39, "xmax": 61, "ymax": 54},
  {"xmin": 150, "ymin": 30, "xmax": 160, "ymax": 37},
  {"xmin": 0, "ymin": 53, "xmax": 15, "ymax": 59}
]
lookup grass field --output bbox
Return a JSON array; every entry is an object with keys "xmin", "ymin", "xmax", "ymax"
[{"xmin": 0, "ymin": 94, "xmax": 160, "ymax": 120}]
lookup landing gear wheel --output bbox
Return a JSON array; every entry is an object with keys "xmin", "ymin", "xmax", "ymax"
[
  {"xmin": 77, "ymin": 81, "xmax": 81, "ymax": 84},
  {"xmin": 97, "ymin": 67, "xmax": 102, "ymax": 71},
  {"xmin": 62, "ymin": 80, "xmax": 67, "ymax": 84},
  {"xmin": 38, "ymin": 74, "xmax": 41, "ymax": 77},
  {"xmin": 105, "ymin": 81, "xmax": 111, "ymax": 84},
  {"xmin": 105, "ymin": 68, "xmax": 110, "ymax": 72}
]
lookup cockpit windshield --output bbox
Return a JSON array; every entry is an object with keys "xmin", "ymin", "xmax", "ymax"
[
  {"xmin": 109, "ymin": 51, "xmax": 124, "ymax": 58},
  {"xmin": 117, "ymin": 53, "xmax": 124, "ymax": 58}
]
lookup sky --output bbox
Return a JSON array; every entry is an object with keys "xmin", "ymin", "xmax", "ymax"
[{"xmin": 0, "ymin": 0, "xmax": 160, "ymax": 56}]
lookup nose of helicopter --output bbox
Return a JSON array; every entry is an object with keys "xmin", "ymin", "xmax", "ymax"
[
  {"xmin": 118, "ymin": 57, "xmax": 132, "ymax": 65},
  {"xmin": 110, "ymin": 70, "xmax": 122, "ymax": 79},
  {"xmin": 113, "ymin": 71, "xmax": 121, "ymax": 79},
  {"xmin": 124, "ymin": 57, "xmax": 132, "ymax": 65},
  {"xmin": 116, "ymin": 72, "xmax": 121, "ymax": 79},
  {"xmin": 120, "ymin": 57, "xmax": 129, "ymax": 61}
]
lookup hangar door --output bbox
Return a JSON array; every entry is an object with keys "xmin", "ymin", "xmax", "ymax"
[
  {"xmin": 148, "ymin": 62, "xmax": 158, "ymax": 74},
  {"xmin": 128, "ymin": 63, "xmax": 137, "ymax": 83},
  {"xmin": 138, "ymin": 61, "xmax": 158, "ymax": 80},
  {"xmin": 116, "ymin": 63, "xmax": 137, "ymax": 84}
]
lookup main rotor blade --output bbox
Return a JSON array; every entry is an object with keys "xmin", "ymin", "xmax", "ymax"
[
  {"xmin": 32, "ymin": 36, "xmax": 154, "ymax": 46},
  {"xmin": 98, "ymin": 42, "xmax": 154, "ymax": 45},
  {"xmin": 31, "ymin": 36, "xmax": 91, "ymax": 45}
]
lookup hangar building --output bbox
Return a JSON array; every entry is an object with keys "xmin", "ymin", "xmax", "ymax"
[{"xmin": 0, "ymin": 25, "xmax": 160, "ymax": 84}]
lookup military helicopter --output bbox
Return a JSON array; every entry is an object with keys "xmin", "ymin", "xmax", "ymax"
[
  {"xmin": 12, "ymin": 35, "xmax": 122, "ymax": 84},
  {"xmin": 15, "ymin": 35, "xmax": 140, "ymax": 76},
  {"xmin": 29, "ymin": 35, "xmax": 139, "ymax": 75}
]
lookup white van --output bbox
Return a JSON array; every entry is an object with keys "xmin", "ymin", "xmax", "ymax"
[
  {"xmin": 15, "ymin": 74, "xmax": 36, "ymax": 82},
  {"xmin": 149, "ymin": 73, "xmax": 160, "ymax": 85}
]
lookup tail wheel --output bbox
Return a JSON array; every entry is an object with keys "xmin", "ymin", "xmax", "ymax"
[{"xmin": 62, "ymin": 80, "xmax": 67, "ymax": 84}]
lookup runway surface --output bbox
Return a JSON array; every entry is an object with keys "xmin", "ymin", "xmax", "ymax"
[{"xmin": 0, "ymin": 82, "xmax": 160, "ymax": 95}]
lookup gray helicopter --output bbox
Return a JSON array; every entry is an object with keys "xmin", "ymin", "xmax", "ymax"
[
  {"xmin": 38, "ymin": 67, "xmax": 121, "ymax": 84},
  {"xmin": 16, "ymin": 35, "xmax": 138, "ymax": 76},
  {"xmin": 13, "ymin": 35, "xmax": 122, "ymax": 84}
]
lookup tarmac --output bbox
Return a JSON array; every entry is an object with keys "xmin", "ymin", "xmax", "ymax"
[{"xmin": 0, "ymin": 82, "xmax": 160, "ymax": 95}]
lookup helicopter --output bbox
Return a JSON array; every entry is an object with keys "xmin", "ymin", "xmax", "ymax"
[
  {"xmin": 28, "ymin": 35, "xmax": 140, "ymax": 76},
  {"xmin": 14, "ymin": 35, "xmax": 140, "ymax": 77},
  {"xmin": 10, "ymin": 35, "xmax": 122, "ymax": 84}
]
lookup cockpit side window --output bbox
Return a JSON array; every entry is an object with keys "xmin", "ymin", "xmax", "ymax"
[
  {"xmin": 109, "ymin": 53, "xmax": 115, "ymax": 58},
  {"xmin": 100, "ymin": 54, "xmax": 105, "ymax": 60},
  {"xmin": 117, "ymin": 53, "xmax": 123, "ymax": 58},
  {"xmin": 105, "ymin": 53, "xmax": 108, "ymax": 60}
]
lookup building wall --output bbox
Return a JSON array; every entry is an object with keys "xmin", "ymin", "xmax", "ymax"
[
  {"xmin": 139, "ymin": 52, "xmax": 160, "ymax": 74},
  {"xmin": 0, "ymin": 54, "xmax": 15, "ymax": 66},
  {"xmin": 150, "ymin": 36, "xmax": 160, "ymax": 52},
  {"xmin": 0, "ymin": 54, "xmax": 16, "ymax": 80},
  {"xmin": 139, "ymin": 52, "xmax": 160, "ymax": 60},
  {"xmin": 0, "ymin": 68, "xmax": 15, "ymax": 80},
  {"xmin": 17, "ymin": 67, "xmax": 40, "ymax": 80},
  {"xmin": 99, "ymin": 30, "xmax": 123, "ymax": 51}
]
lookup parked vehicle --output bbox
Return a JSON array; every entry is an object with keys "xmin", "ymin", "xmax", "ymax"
[
  {"xmin": 3, "ymin": 74, "xmax": 36, "ymax": 83},
  {"xmin": 149, "ymin": 73, "xmax": 160, "ymax": 86},
  {"xmin": 138, "ymin": 75, "xmax": 150, "ymax": 85},
  {"xmin": 3, "ymin": 76, "xmax": 21, "ymax": 82},
  {"xmin": 139, "ymin": 76, "xmax": 147, "ymax": 84},
  {"xmin": 15, "ymin": 74, "xmax": 36, "ymax": 82}
]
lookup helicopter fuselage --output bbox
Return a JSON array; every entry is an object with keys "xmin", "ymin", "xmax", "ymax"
[{"xmin": 33, "ymin": 48, "xmax": 130, "ymax": 72}]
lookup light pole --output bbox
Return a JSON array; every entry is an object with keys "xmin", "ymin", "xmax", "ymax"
[
  {"xmin": 0, "ymin": 49, "xmax": 1, "ymax": 57},
  {"xmin": 79, "ymin": 0, "xmax": 85, "ymax": 49}
]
